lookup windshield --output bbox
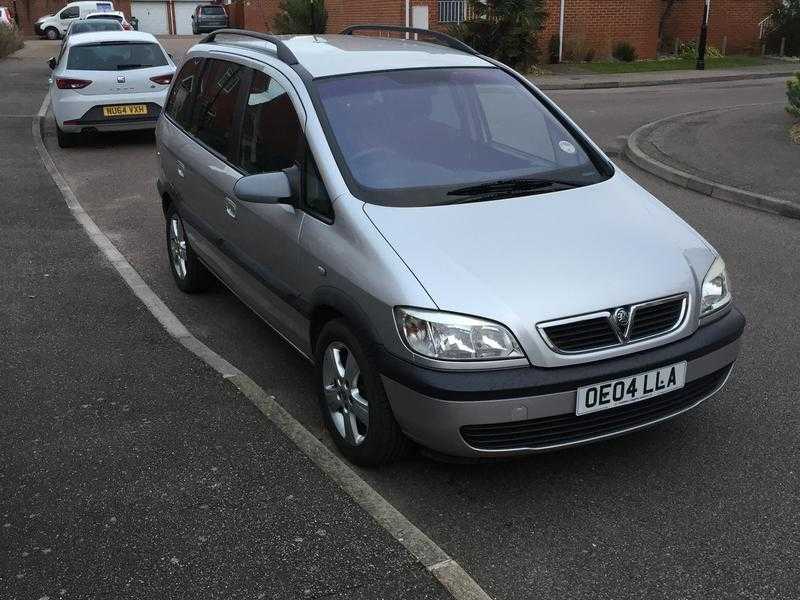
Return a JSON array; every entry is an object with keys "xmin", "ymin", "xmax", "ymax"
[
  {"xmin": 67, "ymin": 42, "xmax": 167, "ymax": 71},
  {"xmin": 314, "ymin": 67, "xmax": 610, "ymax": 206}
]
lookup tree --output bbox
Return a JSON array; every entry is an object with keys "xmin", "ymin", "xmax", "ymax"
[
  {"xmin": 766, "ymin": 0, "xmax": 799, "ymax": 56},
  {"xmin": 659, "ymin": 0, "xmax": 681, "ymax": 50},
  {"xmin": 273, "ymin": 0, "xmax": 327, "ymax": 35},
  {"xmin": 449, "ymin": 0, "xmax": 547, "ymax": 72}
]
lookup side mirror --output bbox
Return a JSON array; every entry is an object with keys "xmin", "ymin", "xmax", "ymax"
[
  {"xmin": 168, "ymin": 52, "xmax": 174, "ymax": 60},
  {"xmin": 234, "ymin": 172, "xmax": 293, "ymax": 204},
  {"xmin": 47, "ymin": 56, "xmax": 57, "ymax": 70}
]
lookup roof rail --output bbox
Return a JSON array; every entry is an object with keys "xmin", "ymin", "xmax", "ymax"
[
  {"xmin": 200, "ymin": 29, "xmax": 299, "ymax": 65},
  {"xmin": 340, "ymin": 24, "xmax": 479, "ymax": 56}
]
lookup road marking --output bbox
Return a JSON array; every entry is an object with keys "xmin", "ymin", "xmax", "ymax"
[{"xmin": 32, "ymin": 92, "xmax": 493, "ymax": 600}]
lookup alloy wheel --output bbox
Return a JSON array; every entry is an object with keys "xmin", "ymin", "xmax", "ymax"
[
  {"xmin": 168, "ymin": 215, "xmax": 188, "ymax": 279},
  {"xmin": 322, "ymin": 342, "xmax": 369, "ymax": 446}
]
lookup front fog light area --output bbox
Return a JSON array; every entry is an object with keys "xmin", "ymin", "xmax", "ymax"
[
  {"xmin": 700, "ymin": 256, "xmax": 732, "ymax": 316},
  {"xmin": 395, "ymin": 307, "xmax": 524, "ymax": 361}
]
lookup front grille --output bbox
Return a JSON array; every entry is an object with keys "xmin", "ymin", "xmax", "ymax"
[
  {"xmin": 629, "ymin": 297, "xmax": 685, "ymax": 340},
  {"xmin": 460, "ymin": 365, "xmax": 731, "ymax": 451},
  {"xmin": 539, "ymin": 294, "xmax": 687, "ymax": 353},
  {"xmin": 541, "ymin": 317, "xmax": 619, "ymax": 352}
]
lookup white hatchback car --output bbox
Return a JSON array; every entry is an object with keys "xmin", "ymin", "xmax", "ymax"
[{"xmin": 48, "ymin": 30, "xmax": 175, "ymax": 147}]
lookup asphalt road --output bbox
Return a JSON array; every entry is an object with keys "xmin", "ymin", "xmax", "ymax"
[{"xmin": 5, "ymin": 40, "xmax": 800, "ymax": 599}]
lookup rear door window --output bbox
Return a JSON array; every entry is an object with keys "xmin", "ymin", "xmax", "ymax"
[
  {"xmin": 165, "ymin": 56, "xmax": 203, "ymax": 130},
  {"xmin": 66, "ymin": 43, "xmax": 168, "ymax": 71},
  {"xmin": 190, "ymin": 58, "xmax": 245, "ymax": 157}
]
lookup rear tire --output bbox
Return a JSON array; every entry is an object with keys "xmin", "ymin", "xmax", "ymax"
[
  {"xmin": 165, "ymin": 205, "xmax": 213, "ymax": 293},
  {"xmin": 45, "ymin": 27, "xmax": 59, "ymax": 40},
  {"xmin": 315, "ymin": 319, "xmax": 411, "ymax": 466},
  {"xmin": 56, "ymin": 124, "xmax": 79, "ymax": 148}
]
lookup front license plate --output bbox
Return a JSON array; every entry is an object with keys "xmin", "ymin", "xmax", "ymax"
[
  {"xmin": 576, "ymin": 362, "xmax": 687, "ymax": 416},
  {"xmin": 102, "ymin": 104, "xmax": 148, "ymax": 117}
]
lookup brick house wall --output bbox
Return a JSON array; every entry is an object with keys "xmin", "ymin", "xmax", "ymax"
[
  {"xmin": 662, "ymin": 0, "xmax": 777, "ymax": 54},
  {"xmin": 539, "ymin": 0, "xmax": 662, "ymax": 60},
  {"xmin": 235, "ymin": 0, "xmax": 776, "ymax": 61}
]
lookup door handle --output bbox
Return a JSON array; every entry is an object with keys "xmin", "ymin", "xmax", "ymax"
[
  {"xmin": 225, "ymin": 197, "xmax": 237, "ymax": 219},
  {"xmin": 176, "ymin": 160, "xmax": 185, "ymax": 178}
]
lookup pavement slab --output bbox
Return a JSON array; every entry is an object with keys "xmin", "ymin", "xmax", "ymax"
[{"xmin": 0, "ymin": 57, "xmax": 450, "ymax": 600}]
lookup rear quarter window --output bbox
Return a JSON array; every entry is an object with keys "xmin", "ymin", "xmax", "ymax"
[
  {"xmin": 66, "ymin": 43, "xmax": 167, "ymax": 71},
  {"xmin": 165, "ymin": 57, "xmax": 203, "ymax": 130}
]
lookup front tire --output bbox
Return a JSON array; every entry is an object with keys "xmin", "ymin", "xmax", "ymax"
[
  {"xmin": 56, "ymin": 124, "xmax": 79, "ymax": 148},
  {"xmin": 45, "ymin": 27, "xmax": 59, "ymax": 40},
  {"xmin": 165, "ymin": 206, "xmax": 213, "ymax": 293},
  {"xmin": 315, "ymin": 320, "xmax": 411, "ymax": 466}
]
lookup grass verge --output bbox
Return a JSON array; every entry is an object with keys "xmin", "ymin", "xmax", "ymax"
[{"xmin": 571, "ymin": 55, "xmax": 768, "ymax": 74}]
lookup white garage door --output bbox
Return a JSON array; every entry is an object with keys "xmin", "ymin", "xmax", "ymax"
[
  {"xmin": 131, "ymin": 1, "xmax": 169, "ymax": 35},
  {"xmin": 174, "ymin": 1, "xmax": 204, "ymax": 35}
]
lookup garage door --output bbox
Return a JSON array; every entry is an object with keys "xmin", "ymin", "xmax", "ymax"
[
  {"xmin": 174, "ymin": 1, "xmax": 204, "ymax": 35},
  {"xmin": 131, "ymin": 1, "xmax": 169, "ymax": 34}
]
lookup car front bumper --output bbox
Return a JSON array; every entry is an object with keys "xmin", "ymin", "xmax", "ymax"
[{"xmin": 381, "ymin": 307, "xmax": 745, "ymax": 458}]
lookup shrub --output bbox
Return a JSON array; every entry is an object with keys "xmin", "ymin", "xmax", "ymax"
[
  {"xmin": 273, "ymin": 0, "xmax": 327, "ymax": 34},
  {"xmin": 788, "ymin": 73, "xmax": 800, "ymax": 118},
  {"xmin": 0, "ymin": 25, "xmax": 23, "ymax": 59},
  {"xmin": 677, "ymin": 40, "xmax": 723, "ymax": 60},
  {"xmin": 449, "ymin": 0, "xmax": 547, "ymax": 72},
  {"xmin": 766, "ymin": 0, "xmax": 799, "ymax": 56},
  {"xmin": 612, "ymin": 41, "xmax": 636, "ymax": 62}
]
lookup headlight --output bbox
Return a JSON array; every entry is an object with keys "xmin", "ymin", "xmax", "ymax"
[
  {"xmin": 394, "ymin": 307, "xmax": 524, "ymax": 361},
  {"xmin": 700, "ymin": 256, "xmax": 732, "ymax": 317}
]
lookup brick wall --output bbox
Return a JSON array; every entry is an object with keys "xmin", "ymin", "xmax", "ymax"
[
  {"xmin": 663, "ymin": 0, "xmax": 777, "ymax": 54},
  {"xmin": 241, "ymin": 0, "xmax": 776, "ymax": 59},
  {"xmin": 539, "ymin": 0, "xmax": 663, "ymax": 61},
  {"xmin": 244, "ymin": 0, "xmax": 438, "ymax": 34}
]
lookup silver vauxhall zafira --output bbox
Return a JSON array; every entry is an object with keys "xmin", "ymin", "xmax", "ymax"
[{"xmin": 156, "ymin": 27, "xmax": 745, "ymax": 465}]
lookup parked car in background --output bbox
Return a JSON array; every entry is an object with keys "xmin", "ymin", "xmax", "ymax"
[
  {"xmin": 0, "ymin": 6, "xmax": 14, "ymax": 27},
  {"xmin": 156, "ymin": 29, "xmax": 745, "ymax": 466},
  {"xmin": 60, "ymin": 17, "xmax": 123, "ymax": 50},
  {"xmin": 86, "ymin": 10, "xmax": 131, "ymax": 30},
  {"xmin": 191, "ymin": 5, "xmax": 228, "ymax": 34},
  {"xmin": 48, "ymin": 30, "xmax": 174, "ymax": 147},
  {"xmin": 35, "ymin": 0, "xmax": 113, "ymax": 39}
]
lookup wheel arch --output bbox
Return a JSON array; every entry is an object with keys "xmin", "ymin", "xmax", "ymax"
[{"xmin": 308, "ymin": 287, "xmax": 382, "ymax": 356}]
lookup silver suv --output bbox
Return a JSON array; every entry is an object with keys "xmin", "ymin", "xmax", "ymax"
[{"xmin": 156, "ymin": 27, "xmax": 745, "ymax": 465}]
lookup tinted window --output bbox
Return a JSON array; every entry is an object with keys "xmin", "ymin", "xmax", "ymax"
[
  {"xmin": 87, "ymin": 13, "xmax": 122, "ymax": 21},
  {"xmin": 315, "ymin": 68, "xmax": 608, "ymax": 207},
  {"xmin": 201, "ymin": 6, "xmax": 225, "ymax": 15},
  {"xmin": 305, "ymin": 151, "xmax": 332, "ymax": 219},
  {"xmin": 237, "ymin": 71, "xmax": 302, "ymax": 174},
  {"xmin": 166, "ymin": 57, "xmax": 202, "ymax": 128},
  {"xmin": 67, "ymin": 42, "xmax": 167, "ymax": 71},
  {"xmin": 60, "ymin": 6, "xmax": 79, "ymax": 18},
  {"xmin": 69, "ymin": 20, "xmax": 122, "ymax": 33},
  {"xmin": 191, "ymin": 59, "xmax": 244, "ymax": 156}
]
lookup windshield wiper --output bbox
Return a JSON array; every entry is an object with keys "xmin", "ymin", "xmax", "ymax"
[{"xmin": 446, "ymin": 178, "xmax": 582, "ymax": 197}]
